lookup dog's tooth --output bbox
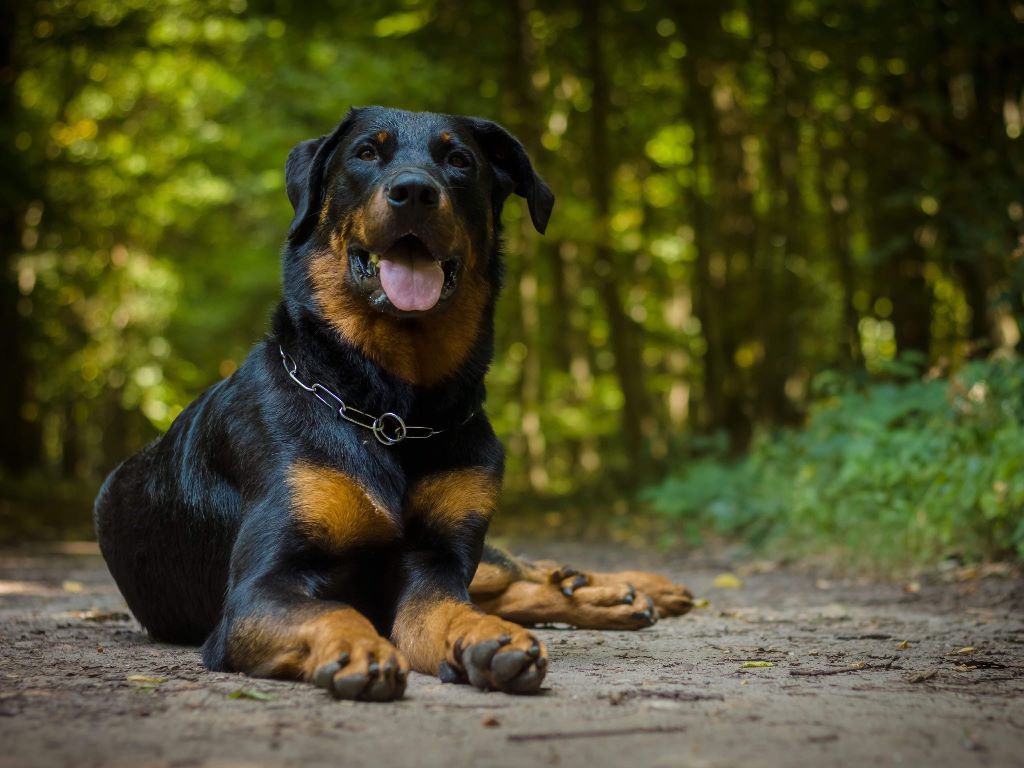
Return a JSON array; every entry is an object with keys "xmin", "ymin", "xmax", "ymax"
[{"xmin": 368, "ymin": 253, "xmax": 380, "ymax": 266}]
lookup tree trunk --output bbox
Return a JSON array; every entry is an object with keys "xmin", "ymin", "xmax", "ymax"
[
  {"xmin": 756, "ymin": 0, "xmax": 803, "ymax": 425},
  {"xmin": 581, "ymin": 1, "xmax": 649, "ymax": 472},
  {"xmin": 0, "ymin": 4, "xmax": 42, "ymax": 474}
]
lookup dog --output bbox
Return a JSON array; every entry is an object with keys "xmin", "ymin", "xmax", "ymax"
[{"xmin": 94, "ymin": 107, "xmax": 693, "ymax": 702}]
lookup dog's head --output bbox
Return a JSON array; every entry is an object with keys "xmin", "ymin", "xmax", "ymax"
[{"xmin": 282, "ymin": 107, "xmax": 553, "ymax": 385}]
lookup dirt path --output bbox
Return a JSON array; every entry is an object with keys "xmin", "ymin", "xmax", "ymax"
[{"xmin": 1, "ymin": 541, "xmax": 1022, "ymax": 768}]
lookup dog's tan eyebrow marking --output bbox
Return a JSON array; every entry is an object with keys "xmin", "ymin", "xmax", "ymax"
[
  {"xmin": 376, "ymin": 130, "xmax": 389, "ymax": 144},
  {"xmin": 439, "ymin": 131, "xmax": 452, "ymax": 143}
]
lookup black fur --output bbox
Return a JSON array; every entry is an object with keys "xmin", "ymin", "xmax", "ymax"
[{"xmin": 93, "ymin": 107, "xmax": 554, "ymax": 671}]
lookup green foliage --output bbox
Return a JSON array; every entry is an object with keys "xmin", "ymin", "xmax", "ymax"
[
  {"xmin": 645, "ymin": 357, "xmax": 1024, "ymax": 567},
  {"xmin": 3, "ymin": 1, "xmax": 1023, "ymax": 559}
]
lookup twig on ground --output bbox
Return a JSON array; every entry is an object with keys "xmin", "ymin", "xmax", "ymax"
[
  {"xmin": 790, "ymin": 656, "xmax": 898, "ymax": 677},
  {"xmin": 507, "ymin": 725, "xmax": 687, "ymax": 742},
  {"xmin": 606, "ymin": 689, "xmax": 724, "ymax": 705}
]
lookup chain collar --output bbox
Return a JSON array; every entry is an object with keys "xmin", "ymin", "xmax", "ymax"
[{"xmin": 279, "ymin": 346, "xmax": 450, "ymax": 445}]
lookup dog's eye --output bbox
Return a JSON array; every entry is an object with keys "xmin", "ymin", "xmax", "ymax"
[
  {"xmin": 356, "ymin": 145, "xmax": 377, "ymax": 162},
  {"xmin": 447, "ymin": 151, "xmax": 471, "ymax": 169}
]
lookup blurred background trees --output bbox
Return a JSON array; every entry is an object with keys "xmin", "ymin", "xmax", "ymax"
[{"xmin": 2, "ymin": 0, "xmax": 1022, "ymax": 563}]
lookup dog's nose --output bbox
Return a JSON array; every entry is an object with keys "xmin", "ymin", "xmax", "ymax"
[{"xmin": 386, "ymin": 172, "xmax": 440, "ymax": 210}]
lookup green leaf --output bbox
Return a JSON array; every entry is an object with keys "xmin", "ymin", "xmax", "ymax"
[{"xmin": 227, "ymin": 688, "xmax": 274, "ymax": 701}]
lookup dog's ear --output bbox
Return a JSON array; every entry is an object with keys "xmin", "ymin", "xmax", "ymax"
[
  {"xmin": 463, "ymin": 118, "xmax": 554, "ymax": 234},
  {"xmin": 285, "ymin": 108, "xmax": 362, "ymax": 242}
]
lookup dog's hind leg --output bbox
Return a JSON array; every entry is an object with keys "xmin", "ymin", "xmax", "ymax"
[{"xmin": 469, "ymin": 543, "xmax": 694, "ymax": 629}]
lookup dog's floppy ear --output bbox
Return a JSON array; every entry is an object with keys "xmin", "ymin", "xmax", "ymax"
[
  {"xmin": 285, "ymin": 108, "xmax": 362, "ymax": 242},
  {"xmin": 463, "ymin": 118, "xmax": 554, "ymax": 234}
]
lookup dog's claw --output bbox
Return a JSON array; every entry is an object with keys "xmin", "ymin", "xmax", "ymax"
[
  {"xmin": 467, "ymin": 639, "xmax": 502, "ymax": 669},
  {"xmin": 365, "ymin": 676, "xmax": 393, "ymax": 702},
  {"xmin": 332, "ymin": 673, "xmax": 369, "ymax": 700},
  {"xmin": 552, "ymin": 566, "xmax": 578, "ymax": 582},
  {"xmin": 438, "ymin": 660, "xmax": 461, "ymax": 684},
  {"xmin": 491, "ymin": 650, "xmax": 529, "ymax": 683},
  {"xmin": 313, "ymin": 660, "xmax": 341, "ymax": 689},
  {"xmin": 505, "ymin": 665, "xmax": 544, "ymax": 694}
]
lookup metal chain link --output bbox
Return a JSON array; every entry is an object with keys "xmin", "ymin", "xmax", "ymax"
[{"xmin": 279, "ymin": 346, "xmax": 443, "ymax": 445}]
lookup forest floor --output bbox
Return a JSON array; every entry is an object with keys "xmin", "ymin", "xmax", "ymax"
[{"xmin": 1, "ymin": 540, "xmax": 1022, "ymax": 768}]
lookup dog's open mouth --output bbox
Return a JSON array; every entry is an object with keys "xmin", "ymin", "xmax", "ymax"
[{"xmin": 350, "ymin": 234, "xmax": 460, "ymax": 315}]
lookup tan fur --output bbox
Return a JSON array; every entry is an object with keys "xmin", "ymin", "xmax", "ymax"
[
  {"xmin": 406, "ymin": 468, "xmax": 500, "ymax": 529},
  {"xmin": 308, "ymin": 197, "xmax": 489, "ymax": 388},
  {"xmin": 227, "ymin": 606, "xmax": 400, "ymax": 680},
  {"xmin": 466, "ymin": 561, "xmax": 514, "ymax": 596},
  {"xmin": 287, "ymin": 462, "xmax": 398, "ymax": 550},
  {"xmin": 472, "ymin": 581, "xmax": 656, "ymax": 629},
  {"xmin": 391, "ymin": 598, "xmax": 543, "ymax": 676}
]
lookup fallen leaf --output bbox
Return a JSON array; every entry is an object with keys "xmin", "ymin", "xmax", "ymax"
[
  {"xmin": 127, "ymin": 675, "xmax": 165, "ymax": 685},
  {"xmin": 955, "ymin": 565, "xmax": 981, "ymax": 582},
  {"xmin": 84, "ymin": 610, "xmax": 132, "ymax": 622},
  {"xmin": 907, "ymin": 669, "xmax": 938, "ymax": 683},
  {"xmin": 127, "ymin": 674, "xmax": 165, "ymax": 693},
  {"xmin": 712, "ymin": 573, "xmax": 743, "ymax": 590},
  {"xmin": 897, "ymin": 640, "xmax": 910, "ymax": 650},
  {"xmin": 227, "ymin": 688, "xmax": 274, "ymax": 701},
  {"xmin": 957, "ymin": 646, "xmax": 976, "ymax": 655},
  {"xmin": 482, "ymin": 716, "xmax": 500, "ymax": 727},
  {"xmin": 740, "ymin": 661, "xmax": 774, "ymax": 668},
  {"xmin": 692, "ymin": 598, "xmax": 711, "ymax": 609},
  {"xmin": 61, "ymin": 580, "xmax": 84, "ymax": 593}
]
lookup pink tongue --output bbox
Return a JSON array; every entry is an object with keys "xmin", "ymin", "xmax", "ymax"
[{"xmin": 379, "ymin": 253, "xmax": 445, "ymax": 312}]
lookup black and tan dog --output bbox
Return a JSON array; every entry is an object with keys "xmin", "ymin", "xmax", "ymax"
[{"xmin": 94, "ymin": 107, "xmax": 693, "ymax": 702}]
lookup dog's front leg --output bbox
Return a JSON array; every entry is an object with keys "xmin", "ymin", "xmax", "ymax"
[
  {"xmin": 390, "ymin": 469, "xmax": 548, "ymax": 694},
  {"xmin": 208, "ymin": 587, "xmax": 409, "ymax": 701},
  {"xmin": 201, "ymin": 482, "xmax": 409, "ymax": 702}
]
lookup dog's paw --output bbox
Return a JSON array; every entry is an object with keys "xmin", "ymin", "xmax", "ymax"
[
  {"xmin": 443, "ymin": 616, "xmax": 547, "ymax": 694},
  {"xmin": 591, "ymin": 571, "xmax": 695, "ymax": 617},
  {"xmin": 548, "ymin": 564, "xmax": 592, "ymax": 597},
  {"xmin": 567, "ymin": 582, "xmax": 659, "ymax": 629},
  {"xmin": 312, "ymin": 637, "xmax": 409, "ymax": 702}
]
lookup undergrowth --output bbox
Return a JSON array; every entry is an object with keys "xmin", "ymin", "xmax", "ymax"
[{"xmin": 643, "ymin": 356, "xmax": 1024, "ymax": 569}]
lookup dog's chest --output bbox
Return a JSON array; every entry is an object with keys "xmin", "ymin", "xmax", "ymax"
[{"xmin": 287, "ymin": 461, "xmax": 498, "ymax": 551}]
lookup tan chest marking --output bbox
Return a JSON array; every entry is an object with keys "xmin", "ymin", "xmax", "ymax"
[
  {"xmin": 288, "ymin": 462, "xmax": 399, "ymax": 549},
  {"xmin": 405, "ymin": 468, "xmax": 500, "ymax": 529}
]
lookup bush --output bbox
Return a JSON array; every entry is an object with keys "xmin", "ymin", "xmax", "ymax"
[{"xmin": 644, "ymin": 356, "xmax": 1024, "ymax": 567}]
